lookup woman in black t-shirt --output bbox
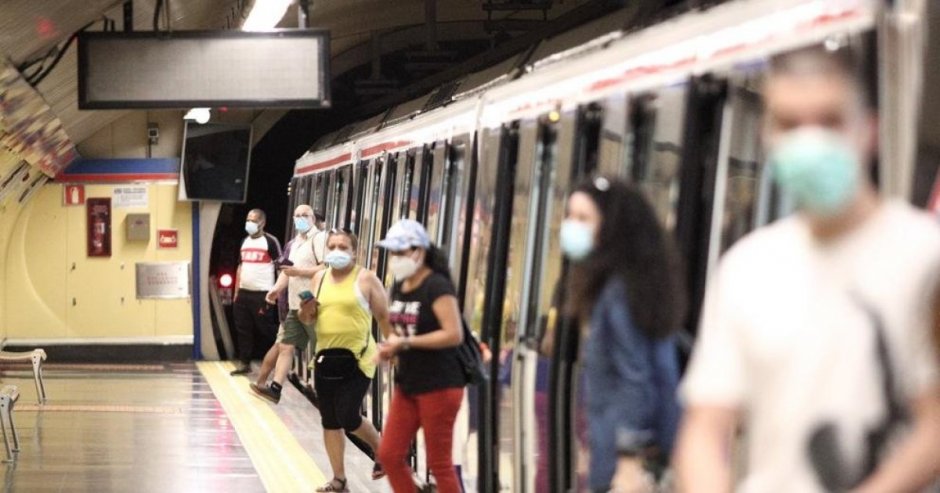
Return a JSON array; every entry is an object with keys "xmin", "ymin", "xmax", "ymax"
[{"xmin": 375, "ymin": 220, "xmax": 466, "ymax": 493}]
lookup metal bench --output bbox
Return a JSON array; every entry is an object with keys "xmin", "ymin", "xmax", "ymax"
[
  {"xmin": 0, "ymin": 349, "xmax": 46, "ymax": 404},
  {"xmin": 0, "ymin": 385, "xmax": 19, "ymax": 462}
]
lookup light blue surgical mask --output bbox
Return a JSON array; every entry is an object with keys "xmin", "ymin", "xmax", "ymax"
[
  {"xmin": 769, "ymin": 127, "xmax": 860, "ymax": 217},
  {"xmin": 245, "ymin": 221, "xmax": 259, "ymax": 236},
  {"xmin": 560, "ymin": 219, "xmax": 595, "ymax": 261},
  {"xmin": 325, "ymin": 250, "xmax": 353, "ymax": 270},
  {"xmin": 294, "ymin": 216, "xmax": 312, "ymax": 234}
]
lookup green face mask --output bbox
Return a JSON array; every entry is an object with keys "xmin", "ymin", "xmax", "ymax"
[{"xmin": 769, "ymin": 127, "xmax": 860, "ymax": 217}]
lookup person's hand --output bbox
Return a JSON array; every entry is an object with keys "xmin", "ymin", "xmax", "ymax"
[
  {"xmin": 375, "ymin": 334, "xmax": 404, "ymax": 362},
  {"xmin": 280, "ymin": 266, "xmax": 301, "ymax": 277},
  {"xmin": 297, "ymin": 297, "xmax": 318, "ymax": 325},
  {"xmin": 610, "ymin": 457, "xmax": 654, "ymax": 493},
  {"xmin": 265, "ymin": 290, "xmax": 278, "ymax": 304}
]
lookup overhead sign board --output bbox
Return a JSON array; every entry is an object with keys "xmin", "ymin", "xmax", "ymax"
[{"xmin": 78, "ymin": 30, "xmax": 330, "ymax": 109}]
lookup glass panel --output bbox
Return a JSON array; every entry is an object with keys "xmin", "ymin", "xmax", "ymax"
[
  {"xmin": 351, "ymin": 161, "xmax": 370, "ymax": 235},
  {"xmin": 629, "ymin": 85, "xmax": 689, "ymax": 231},
  {"xmin": 597, "ymin": 94, "xmax": 629, "ymax": 179},
  {"xmin": 719, "ymin": 83, "xmax": 765, "ymax": 254},
  {"xmin": 426, "ymin": 143, "xmax": 447, "ymax": 242},
  {"xmin": 446, "ymin": 135, "xmax": 472, "ymax": 288}
]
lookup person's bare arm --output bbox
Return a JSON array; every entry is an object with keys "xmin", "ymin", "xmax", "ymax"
[
  {"xmin": 675, "ymin": 404, "xmax": 739, "ymax": 493},
  {"xmin": 297, "ymin": 271, "xmax": 322, "ymax": 326},
  {"xmin": 852, "ymin": 389, "xmax": 940, "ymax": 492},
  {"xmin": 265, "ymin": 271, "xmax": 288, "ymax": 304},
  {"xmin": 362, "ymin": 271, "xmax": 393, "ymax": 339},
  {"xmin": 234, "ymin": 264, "xmax": 242, "ymax": 301},
  {"xmin": 281, "ymin": 264, "xmax": 325, "ymax": 279}
]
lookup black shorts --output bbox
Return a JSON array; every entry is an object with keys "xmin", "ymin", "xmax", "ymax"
[{"xmin": 315, "ymin": 368, "xmax": 372, "ymax": 430}]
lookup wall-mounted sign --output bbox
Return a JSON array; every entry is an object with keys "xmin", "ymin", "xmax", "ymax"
[
  {"xmin": 136, "ymin": 262, "xmax": 191, "ymax": 299},
  {"xmin": 86, "ymin": 198, "xmax": 111, "ymax": 257},
  {"xmin": 158, "ymin": 229, "xmax": 178, "ymax": 249},
  {"xmin": 113, "ymin": 186, "xmax": 148, "ymax": 208},
  {"xmin": 64, "ymin": 184, "xmax": 85, "ymax": 206}
]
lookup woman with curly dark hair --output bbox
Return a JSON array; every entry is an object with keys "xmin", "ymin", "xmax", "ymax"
[{"xmin": 562, "ymin": 175, "xmax": 687, "ymax": 493}]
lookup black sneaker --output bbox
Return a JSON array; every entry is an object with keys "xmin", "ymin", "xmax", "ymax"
[
  {"xmin": 249, "ymin": 383, "xmax": 281, "ymax": 404},
  {"xmin": 230, "ymin": 364, "xmax": 251, "ymax": 376}
]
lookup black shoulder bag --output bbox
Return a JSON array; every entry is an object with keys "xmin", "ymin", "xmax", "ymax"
[{"xmin": 457, "ymin": 320, "xmax": 488, "ymax": 386}]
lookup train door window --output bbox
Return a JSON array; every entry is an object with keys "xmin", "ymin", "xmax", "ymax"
[
  {"xmin": 351, "ymin": 161, "xmax": 370, "ymax": 236},
  {"xmin": 411, "ymin": 147, "xmax": 431, "ymax": 221},
  {"xmin": 334, "ymin": 165, "xmax": 353, "ymax": 229},
  {"xmin": 628, "ymin": 85, "xmax": 689, "ymax": 231},
  {"xmin": 372, "ymin": 155, "xmax": 397, "ymax": 279},
  {"xmin": 286, "ymin": 177, "xmax": 300, "ymax": 236},
  {"xmin": 596, "ymin": 93, "xmax": 630, "ymax": 179},
  {"xmin": 716, "ymin": 80, "xmax": 765, "ymax": 255},
  {"xmin": 304, "ymin": 174, "xmax": 316, "ymax": 207},
  {"xmin": 396, "ymin": 150, "xmax": 416, "ymax": 220},
  {"xmin": 573, "ymin": 103, "xmax": 602, "ymax": 178},
  {"xmin": 361, "ymin": 159, "xmax": 383, "ymax": 269},
  {"xmin": 445, "ymin": 135, "xmax": 474, "ymax": 291},
  {"xmin": 426, "ymin": 142, "xmax": 448, "ymax": 242}
]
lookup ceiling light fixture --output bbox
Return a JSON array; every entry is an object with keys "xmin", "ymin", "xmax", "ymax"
[
  {"xmin": 242, "ymin": 0, "xmax": 293, "ymax": 31},
  {"xmin": 184, "ymin": 107, "xmax": 211, "ymax": 124}
]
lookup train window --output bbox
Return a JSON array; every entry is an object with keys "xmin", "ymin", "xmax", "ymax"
[
  {"xmin": 351, "ymin": 161, "xmax": 369, "ymax": 235},
  {"xmin": 361, "ymin": 159, "xmax": 383, "ymax": 269},
  {"xmin": 573, "ymin": 103, "xmax": 602, "ymax": 178},
  {"xmin": 628, "ymin": 85, "xmax": 688, "ymax": 231},
  {"xmin": 717, "ymin": 83, "xmax": 765, "ymax": 254},
  {"xmin": 596, "ymin": 94, "xmax": 630, "ymax": 179},
  {"xmin": 425, "ymin": 142, "xmax": 448, "ymax": 243},
  {"xmin": 414, "ymin": 145, "xmax": 433, "ymax": 223}
]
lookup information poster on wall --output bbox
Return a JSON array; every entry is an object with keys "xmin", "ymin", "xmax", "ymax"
[
  {"xmin": 136, "ymin": 262, "xmax": 191, "ymax": 299},
  {"xmin": 113, "ymin": 186, "xmax": 148, "ymax": 208},
  {"xmin": 86, "ymin": 198, "xmax": 111, "ymax": 257}
]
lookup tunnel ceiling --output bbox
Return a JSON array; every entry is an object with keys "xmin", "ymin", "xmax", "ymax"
[{"xmin": 0, "ymin": 0, "xmax": 598, "ymax": 150}]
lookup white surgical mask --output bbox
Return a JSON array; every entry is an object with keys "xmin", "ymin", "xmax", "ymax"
[
  {"xmin": 559, "ymin": 219, "xmax": 595, "ymax": 261},
  {"xmin": 389, "ymin": 254, "xmax": 420, "ymax": 281},
  {"xmin": 245, "ymin": 221, "xmax": 259, "ymax": 235}
]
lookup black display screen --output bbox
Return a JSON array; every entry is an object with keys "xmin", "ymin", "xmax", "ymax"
[{"xmin": 180, "ymin": 121, "xmax": 252, "ymax": 203}]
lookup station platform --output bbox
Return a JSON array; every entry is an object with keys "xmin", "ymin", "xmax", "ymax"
[{"xmin": 0, "ymin": 361, "xmax": 389, "ymax": 493}]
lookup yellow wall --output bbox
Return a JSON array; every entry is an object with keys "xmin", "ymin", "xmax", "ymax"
[
  {"xmin": 3, "ymin": 182, "xmax": 193, "ymax": 341},
  {"xmin": 0, "ymin": 148, "xmax": 27, "ymax": 345}
]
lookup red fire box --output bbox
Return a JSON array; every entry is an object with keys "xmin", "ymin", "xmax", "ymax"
[
  {"xmin": 64, "ymin": 184, "xmax": 85, "ymax": 206},
  {"xmin": 158, "ymin": 229, "xmax": 178, "ymax": 249}
]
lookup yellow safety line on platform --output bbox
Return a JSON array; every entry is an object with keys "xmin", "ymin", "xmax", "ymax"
[{"xmin": 198, "ymin": 361, "xmax": 326, "ymax": 492}]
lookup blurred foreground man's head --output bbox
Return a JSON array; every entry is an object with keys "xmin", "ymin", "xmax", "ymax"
[{"xmin": 763, "ymin": 45, "xmax": 878, "ymax": 235}]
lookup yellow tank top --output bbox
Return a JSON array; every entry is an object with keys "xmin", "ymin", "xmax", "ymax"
[{"xmin": 315, "ymin": 266, "xmax": 377, "ymax": 377}]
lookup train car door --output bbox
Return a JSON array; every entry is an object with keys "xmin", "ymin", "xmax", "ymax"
[{"xmin": 463, "ymin": 122, "xmax": 519, "ymax": 493}]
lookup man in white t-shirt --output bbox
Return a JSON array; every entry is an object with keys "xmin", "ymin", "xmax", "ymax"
[
  {"xmin": 231, "ymin": 208, "xmax": 281, "ymax": 375},
  {"xmin": 252, "ymin": 204, "xmax": 326, "ymax": 402},
  {"xmin": 676, "ymin": 46, "xmax": 940, "ymax": 492}
]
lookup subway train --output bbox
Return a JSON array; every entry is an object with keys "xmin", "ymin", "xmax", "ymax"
[{"xmin": 270, "ymin": 0, "xmax": 937, "ymax": 491}]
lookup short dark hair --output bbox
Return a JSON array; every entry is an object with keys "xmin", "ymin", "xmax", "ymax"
[
  {"xmin": 769, "ymin": 43, "xmax": 875, "ymax": 109},
  {"xmin": 314, "ymin": 211, "xmax": 325, "ymax": 222},
  {"xmin": 248, "ymin": 208, "xmax": 266, "ymax": 223}
]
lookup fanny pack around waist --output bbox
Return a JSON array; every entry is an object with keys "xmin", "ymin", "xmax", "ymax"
[{"xmin": 314, "ymin": 348, "xmax": 362, "ymax": 380}]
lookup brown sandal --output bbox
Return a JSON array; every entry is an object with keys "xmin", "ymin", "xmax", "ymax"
[{"xmin": 315, "ymin": 477, "xmax": 348, "ymax": 492}]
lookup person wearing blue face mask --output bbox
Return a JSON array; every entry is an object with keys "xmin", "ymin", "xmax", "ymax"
[
  {"xmin": 677, "ymin": 46, "xmax": 940, "ymax": 493},
  {"xmin": 297, "ymin": 229, "xmax": 392, "ymax": 492},
  {"xmin": 255, "ymin": 205, "xmax": 327, "ymax": 401},
  {"xmin": 561, "ymin": 176, "xmax": 687, "ymax": 493},
  {"xmin": 231, "ymin": 208, "xmax": 282, "ymax": 376}
]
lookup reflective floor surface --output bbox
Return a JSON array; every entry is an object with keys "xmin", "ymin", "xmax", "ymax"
[{"xmin": 0, "ymin": 361, "xmax": 387, "ymax": 493}]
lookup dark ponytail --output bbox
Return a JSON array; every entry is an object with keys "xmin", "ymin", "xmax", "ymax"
[{"xmin": 424, "ymin": 244, "xmax": 452, "ymax": 281}]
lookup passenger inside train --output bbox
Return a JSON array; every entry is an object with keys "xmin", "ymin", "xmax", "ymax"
[{"xmin": 1, "ymin": 0, "xmax": 939, "ymax": 492}]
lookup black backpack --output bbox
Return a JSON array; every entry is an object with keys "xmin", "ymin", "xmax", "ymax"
[{"xmin": 457, "ymin": 320, "xmax": 487, "ymax": 385}]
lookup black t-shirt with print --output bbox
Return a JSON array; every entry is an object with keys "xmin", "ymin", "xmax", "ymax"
[{"xmin": 389, "ymin": 273, "xmax": 465, "ymax": 395}]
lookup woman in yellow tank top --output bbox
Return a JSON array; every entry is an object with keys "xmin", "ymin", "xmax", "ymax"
[{"xmin": 299, "ymin": 229, "xmax": 392, "ymax": 493}]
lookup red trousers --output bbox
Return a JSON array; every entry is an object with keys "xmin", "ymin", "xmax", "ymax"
[{"xmin": 378, "ymin": 387, "xmax": 464, "ymax": 493}]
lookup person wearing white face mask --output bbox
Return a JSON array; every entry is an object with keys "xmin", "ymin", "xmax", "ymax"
[
  {"xmin": 676, "ymin": 46, "xmax": 940, "ymax": 492},
  {"xmin": 297, "ymin": 229, "xmax": 391, "ymax": 492},
  {"xmin": 231, "ymin": 208, "xmax": 282, "ymax": 376},
  {"xmin": 374, "ymin": 219, "xmax": 467, "ymax": 493}
]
